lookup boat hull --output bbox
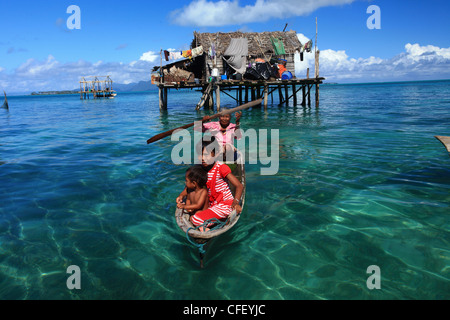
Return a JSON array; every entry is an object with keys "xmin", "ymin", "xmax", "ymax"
[{"xmin": 175, "ymin": 150, "xmax": 246, "ymax": 264}]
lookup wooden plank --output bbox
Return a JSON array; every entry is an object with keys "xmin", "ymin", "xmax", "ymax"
[{"xmin": 435, "ymin": 136, "xmax": 450, "ymax": 153}]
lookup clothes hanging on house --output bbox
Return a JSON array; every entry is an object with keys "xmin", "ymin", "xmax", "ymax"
[
  {"xmin": 271, "ymin": 37, "xmax": 286, "ymax": 55},
  {"xmin": 182, "ymin": 50, "xmax": 192, "ymax": 59},
  {"xmin": 301, "ymin": 40, "xmax": 313, "ymax": 53},
  {"xmin": 164, "ymin": 50, "xmax": 170, "ymax": 61},
  {"xmin": 169, "ymin": 51, "xmax": 183, "ymax": 60},
  {"xmin": 191, "ymin": 46, "xmax": 203, "ymax": 58},
  {"xmin": 223, "ymin": 38, "xmax": 248, "ymax": 74},
  {"xmin": 209, "ymin": 44, "xmax": 216, "ymax": 59}
]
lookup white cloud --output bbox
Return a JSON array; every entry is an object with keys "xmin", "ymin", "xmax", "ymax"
[
  {"xmin": 294, "ymin": 35, "xmax": 450, "ymax": 83},
  {"xmin": 139, "ymin": 51, "xmax": 159, "ymax": 63},
  {"xmin": 0, "ymin": 53, "xmax": 158, "ymax": 93},
  {"xmin": 170, "ymin": 0, "xmax": 356, "ymax": 26}
]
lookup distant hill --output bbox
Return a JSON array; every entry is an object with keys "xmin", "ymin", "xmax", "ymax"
[
  {"xmin": 25, "ymin": 80, "xmax": 158, "ymax": 96},
  {"xmin": 112, "ymin": 80, "xmax": 158, "ymax": 92}
]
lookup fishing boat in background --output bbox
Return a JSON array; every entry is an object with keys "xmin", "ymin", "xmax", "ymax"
[
  {"xmin": 175, "ymin": 149, "xmax": 246, "ymax": 268},
  {"xmin": 94, "ymin": 90, "xmax": 117, "ymax": 99}
]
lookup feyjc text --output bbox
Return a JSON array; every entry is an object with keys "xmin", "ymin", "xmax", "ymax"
[{"xmin": 183, "ymin": 304, "xmax": 265, "ymax": 317}]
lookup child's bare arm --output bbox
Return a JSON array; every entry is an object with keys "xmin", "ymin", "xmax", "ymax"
[
  {"xmin": 226, "ymin": 173, "xmax": 243, "ymax": 213},
  {"xmin": 177, "ymin": 189, "xmax": 208, "ymax": 211},
  {"xmin": 176, "ymin": 187, "xmax": 188, "ymax": 204}
]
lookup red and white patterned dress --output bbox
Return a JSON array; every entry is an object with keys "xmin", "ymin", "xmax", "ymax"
[{"xmin": 191, "ymin": 162, "xmax": 234, "ymax": 227}]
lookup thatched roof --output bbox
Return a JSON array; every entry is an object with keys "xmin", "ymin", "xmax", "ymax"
[{"xmin": 193, "ymin": 30, "xmax": 303, "ymax": 57}]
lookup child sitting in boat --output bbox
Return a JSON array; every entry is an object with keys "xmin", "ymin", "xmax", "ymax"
[
  {"xmin": 201, "ymin": 110, "xmax": 242, "ymax": 162},
  {"xmin": 176, "ymin": 166, "xmax": 208, "ymax": 214},
  {"xmin": 190, "ymin": 137, "xmax": 243, "ymax": 232}
]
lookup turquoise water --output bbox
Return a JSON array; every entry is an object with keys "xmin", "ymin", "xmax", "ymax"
[{"xmin": 0, "ymin": 80, "xmax": 449, "ymax": 300}]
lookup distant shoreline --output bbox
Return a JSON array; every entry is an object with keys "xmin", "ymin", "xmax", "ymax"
[{"xmin": 31, "ymin": 91, "xmax": 79, "ymax": 96}]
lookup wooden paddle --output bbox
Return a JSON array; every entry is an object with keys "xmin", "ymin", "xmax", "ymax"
[{"xmin": 147, "ymin": 98, "xmax": 263, "ymax": 144}]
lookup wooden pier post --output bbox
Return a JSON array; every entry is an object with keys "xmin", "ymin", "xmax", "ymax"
[
  {"xmin": 278, "ymin": 85, "xmax": 283, "ymax": 104},
  {"xmin": 159, "ymin": 86, "xmax": 168, "ymax": 110},
  {"xmin": 284, "ymin": 84, "xmax": 289, "ymax": 106},
  {"xmin": 315, "ymin": 17, "xmax": 320, "ymax": 108},
  {"xmin": 302, "ymin": 85, "xmax": 306, "ymax": 106},
  {"xmin": 292, "ymin": 84, "xmax": 297, "ymax": 106},
  {"xmin": 263, "ymin": 84, "xmax": 268, "ymax": 110},
  {"xmin": 308, "ymin": 85, "xmax": 311, "ymax": 107},
  {"xmin": 216, "ymin": 84, "xmax": 221, "ymax": 112}
]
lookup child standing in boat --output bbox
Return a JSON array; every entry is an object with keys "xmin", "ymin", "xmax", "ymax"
[
  {"xmin": 176, "ymin": 166, "xmax": 208, "ymax": 214},
  {"xmin": 190, "ymin": 138, "xmax": 243, "ymax": 231}
]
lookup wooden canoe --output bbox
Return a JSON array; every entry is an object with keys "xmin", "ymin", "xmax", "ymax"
[
  {"xmin": 435, "ymin": 136, "xmax": 450, "ymax": 153},
  {"xmin": 175, "ymin": 150, "xmax": 246, "ymax": 267}
]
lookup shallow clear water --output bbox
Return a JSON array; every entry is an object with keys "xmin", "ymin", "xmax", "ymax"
[{"xmin": 0, "ymin": 81, "xmax": 449, "ymax": 300}]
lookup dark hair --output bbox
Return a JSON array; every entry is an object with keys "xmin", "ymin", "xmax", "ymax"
[
  {"xmin": 186, "ymin": 165, "xmax": 207, "ymax": 188},
  {"xmin": 196, "ymin": 135, "xmax": 221, "ymax": 156}
]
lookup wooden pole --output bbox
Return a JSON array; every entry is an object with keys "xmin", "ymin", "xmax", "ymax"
[
  {"xmin": 278, "ymin": 85, "xmax": 283, "ymax": 104},
  {"xmin": 284, "ymin": 84, "xmax": 289, "ymax": 106},
  {"xmin": 293, "ymin": 84, "xmax": 297, "ymax": 106},
  {"xmin": 315, "ymin": 17, "xmax": 320, "ymax": 107},
  {"xmin": 263, "ymin": 84, "xmax": 268, "ymax": 110},
  {"xmin": 308, "ymin": 85, "xmax": 311, "ymax": 107},
  {"xmin": 216, "ymin": 84, "xmax": 221, "ymax": 112}
]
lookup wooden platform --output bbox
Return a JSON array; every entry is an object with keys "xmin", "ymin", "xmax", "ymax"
[
  {"xmin": 435, "ymin": 136, "xmax": 450, "ymax": 153},
  {"xmin": 158, "ymin": 77, "xmax": 325, "ymax": 111}
]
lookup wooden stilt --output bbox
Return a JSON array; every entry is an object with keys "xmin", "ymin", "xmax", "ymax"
[
  {"xmin": 159, "ymin": 87, "xmax": 163, "ymax": 109},
  {"xmin": 207, "ymin": 88, "xmax": 214, "ymax": 110},
  {"xmin": 284, "ymin": 84, "xmax": 289, "ymax": 106},
  {"xmin": 278, "ymin": 85, "xmax": 283, "ymax": 104},
  {"xmin": 216, "ymin": 84, "xmax": 221, "ymax": 112},
  {"xmin": 315, "ymin": 84, "xmax": 319, "ymax": 108},
  {"xmin": 302, "ymin": 85, "xmax": 306, "ymax": 106},
  {"xmin": 164, "ymin": 88, "xmax": 168, "ymax": 109},
  {"xmin": 307, "ymin": 85, "xmax": 311, "ymax": 107},
  {"xmin": 263, "ymin": 84, "xmax": 268, "ymax": 111},
  {"xmin": 293, "ymin": 84, "xmax": 297, "ymax": 106}
]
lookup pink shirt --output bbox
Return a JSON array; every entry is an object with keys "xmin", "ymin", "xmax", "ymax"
[{"xmin": 202, "ymin": 122, "xmax": 242, "ymax": 145}]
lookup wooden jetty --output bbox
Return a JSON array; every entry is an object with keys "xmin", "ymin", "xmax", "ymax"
[
  {"xmin": 435, "ymin": 136, "xmax": 450, "ymax": 153},
  {"xmin": 79, "ymin": 75, "xmax": 117, "ymax": 100},
  {"xmin": 154, "ymin": 28, "xmax": 324, "ymax": 112}
]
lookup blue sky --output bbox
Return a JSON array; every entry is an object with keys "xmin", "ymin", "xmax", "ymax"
[{"xmin": 1, "ymin": 0, "xmax": 449, "ymax": 93}]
